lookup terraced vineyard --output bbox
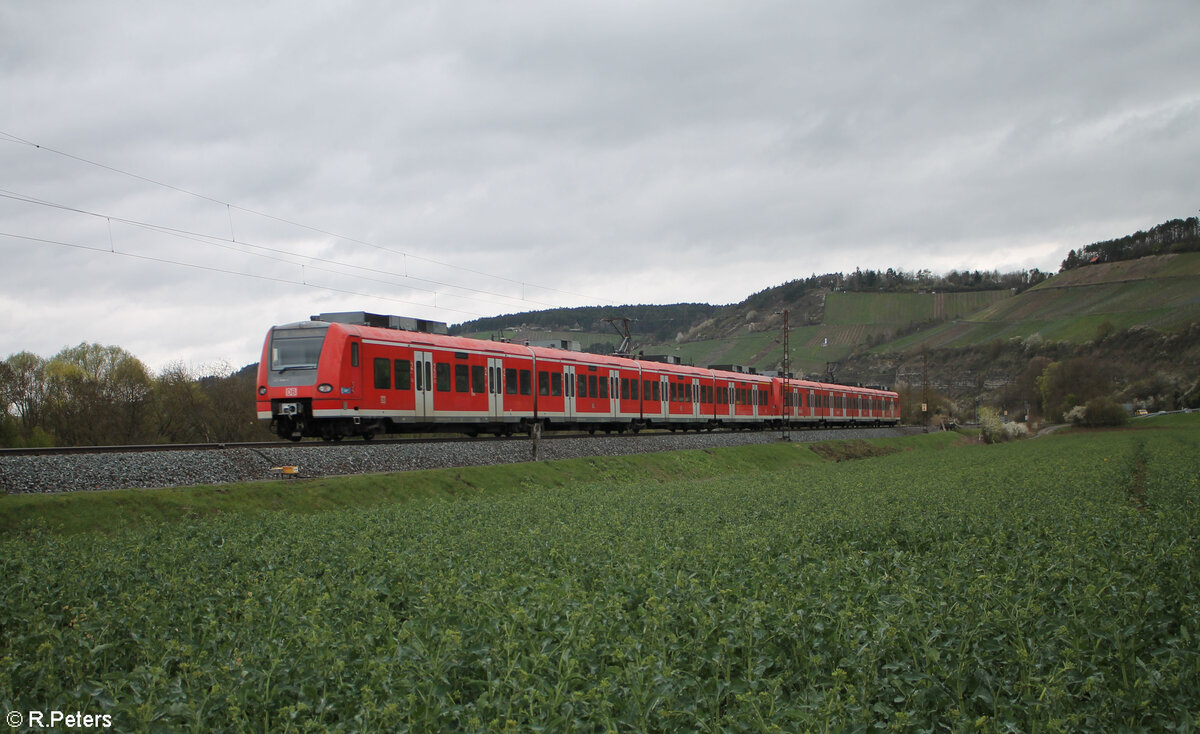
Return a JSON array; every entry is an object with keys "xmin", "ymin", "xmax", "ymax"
[
  {"xmin": 3, "ymin": 418, "xmax": 1198, "ymax": 730},
  {"xmin": 823, "ymin": 290, "xmax": 1009, "ymax": 326},
  {"xmin": 885, "ymin": 253, "xmax": 1200, "ymax": 351}
]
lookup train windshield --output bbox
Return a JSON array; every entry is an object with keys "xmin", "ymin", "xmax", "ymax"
[{"xmin": 270, "ymin": 326, "xmax": 327, "ymax": 371}]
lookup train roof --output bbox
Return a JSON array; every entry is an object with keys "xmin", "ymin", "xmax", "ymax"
[{"xmin": 278, "ymin": 320, "xmax": 895, "ymax": 394}]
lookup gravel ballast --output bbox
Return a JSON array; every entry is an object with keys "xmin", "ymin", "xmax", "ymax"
[{"xmin": 1, "ymin": 428, "xmax": 908, "ymax": 494}]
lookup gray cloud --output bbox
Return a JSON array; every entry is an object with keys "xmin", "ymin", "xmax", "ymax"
[{"xmin": 2, "ymin": 0, "xmax": 1198, "ymax": 370}]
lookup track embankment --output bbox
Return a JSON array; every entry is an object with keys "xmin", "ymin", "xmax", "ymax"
[{"xmin": 1, "ymin": 428, "xmax": 908, "ymax": 494}]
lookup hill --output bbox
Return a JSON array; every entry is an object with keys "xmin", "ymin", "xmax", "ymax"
[
  {"xmin": 452, "ymin": 245, "xmax": 1200, "ymax": 418},
  {"xmin": 882, "ymin": 253, "xmax": 1200, "ymax": 352},
  {"xmin": 453, "ymin": 253, "xmax": 1199, "ymax": 376}
]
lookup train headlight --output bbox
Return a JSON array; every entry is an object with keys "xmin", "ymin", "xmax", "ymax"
[
  {"xmin": 317, "ymin": 383, "xmax": 333, "ymax": 393},
  {"xmin": 258, "ymin": 386, "xmax": 267, "ymax": 396}
]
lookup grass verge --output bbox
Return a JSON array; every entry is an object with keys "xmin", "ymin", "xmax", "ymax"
[{"xmin": 1, "ymin": 434, "xmax": 865, "ymax": 536}]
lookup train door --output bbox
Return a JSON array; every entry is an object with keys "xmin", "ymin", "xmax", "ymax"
[
  {"xmin": 347, "ymin": 338, "xmax": 363, "ymax": 397},
  {"xmin": 487, "ymin": 357, "xmax": 504, "ymax": 419},
  {"xmin": 660, "ymin": 375, "xmax": 669, "ymax": 416},
  {"xmin": 608, "ymin": 370, "xmax": 620, "ymax": 418},
  {"xmin": 413, "ymin": 350, "xmax": 433, "ymax": 419},
  {"xmin": 690, "ymin": 378, "xmax": 700, "ymax": 418},
  {"xmin": 563, "ymin": 364, "xmax": 576, "ymax": 421}
]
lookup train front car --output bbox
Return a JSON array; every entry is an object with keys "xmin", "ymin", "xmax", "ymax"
[{"xmin": 256, "ymin": 320, "xmax": 341, "ymax": 441}]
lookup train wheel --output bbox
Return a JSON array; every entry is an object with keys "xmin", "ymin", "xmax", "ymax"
[{"xmin": 363, "ymin": 431, "xmax": 375, "ymax": 441}]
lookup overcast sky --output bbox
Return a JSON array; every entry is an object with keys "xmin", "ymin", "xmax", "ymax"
[{"xmin": 2, "ymin": 1, "xmax": 1198, "ymax": 372}]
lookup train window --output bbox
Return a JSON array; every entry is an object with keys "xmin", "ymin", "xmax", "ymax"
[
  {"xmin": 685, "ymin": 384, "xmax": 692, "ymax": 402},
  {"xmin": 668, "ymin": 382, "xmax": 676, "ymax": 403},
  {"xmin": 270, "ymin": 329, "xmax": 326, "ymax": 371},
  {"xmin": 455, "ymin": 364, "xmax": 469, "ymax": 393},
  {"xmin": 436, "ymin": 363, "xmax": 451, "ymax": 392},
  {"xmin": 505, "ymin": 368, "xmax": 517, "ymax": 395},
  {"xmin": 588, "ymin": 375, "xmax": 598, "ymax": 398},
  {"xmin": 373, "ymin": 358, "xmax": 390, "ymax": 390},
  {"xmin": 472, "ymin": 365, "xmax": 486, "ymax": 394},
  {"xmin": 538, "ymin": 371, "xmax": 550, "ymax": 396},
  {"xmin": 552, "ymin": 373, "xmax": 562, "ymax": 397},
  {"xmin": 577, "ymin": 374, "xmax": 587, "ymax": 398},
  {"xmin": 351, "ymin": 342, "xmax": 359, "ymax": 368},
  {"xmin": 455, "ymin": 352, "xmax": 468, "ymax": 360},
  {"xmin": 395, "ymin": 360, "xmax": 410, "ymax": 390},
  {"xmin": 620, "ymin": 378, "xmax": 629, "ymax": 400},
  {"xmin": 519, "ymin": 369, "xmax": 532, "ymax": 396},
  {"xmin": 631, "ymin": 379, "xmax": 639, "ymax": 401},
  {"xmin": 598, "ymin": 376, "xmax": 608, "ymax": 399}
]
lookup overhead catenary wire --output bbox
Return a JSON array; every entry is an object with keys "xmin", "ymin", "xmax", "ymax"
[
  {"xmin": 0, "ymin": 188, "xmax": 567, "ymax": 314},
  {"xmin": 0, "ymin": 129, "xmax": 613, "ymax": 310},
  {"xmin": 0, "ymin": 230, "xmax": 485, "ymax": 317}
]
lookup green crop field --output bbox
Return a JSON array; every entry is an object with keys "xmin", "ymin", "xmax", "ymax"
[{"xmin": 3, "ymin": 419, "xmax": 1198, "ymax": 731}]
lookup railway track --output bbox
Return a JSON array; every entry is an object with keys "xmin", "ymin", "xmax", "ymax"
[
  {"xmin": 0, "ymin": 435, "xmax": 498, "ymax": 457},
  {"xmin": 1, "ymin": 426, "xmax": 908, "ymax": 495},
  {"xmin": 0, "ymin": 424, "xmax": 823, "ymax": 458}
]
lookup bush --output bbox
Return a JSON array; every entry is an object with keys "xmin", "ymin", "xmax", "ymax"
[
  {"xmin": 980, "ymin": 407, "xmax": 1029, "ymax": 443},
  {"xmin": 1081, "ymin": 396, "xmax": 1129, "ymax": 427}
]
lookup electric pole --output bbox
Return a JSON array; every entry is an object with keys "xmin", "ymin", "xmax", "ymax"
[
  {"xmin": 922, "ymin": 346, "xmax": 930, "ymax": 433},
  {"xmin": 775, "ymin": 309, "xmax": 791, "ymax": 440}
]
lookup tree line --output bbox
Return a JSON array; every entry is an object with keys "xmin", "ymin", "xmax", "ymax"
[
  {"xmin": 451, "ymin": 303, "xmax": 724, "ymax": 343},
  {"xmin": 743, "ymin": 267, "xmax": 1050, "ymax": 312},
  {"xmin": 0, "ymin": 343, "xmax": 272, "ymax": 448},
  {"xmin": 1060, "ymin": 217, "xmax": 1200, "ymax": 271}
]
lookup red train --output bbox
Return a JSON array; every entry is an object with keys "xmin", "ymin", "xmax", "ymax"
[{"xmin": 256, "ymin": 314, "xmax": 900, "ymax": 441}]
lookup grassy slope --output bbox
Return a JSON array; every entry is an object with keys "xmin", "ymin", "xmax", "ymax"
[
  {"xmin": 674, "ymin": 292, "xmax": 1010, "ymax": 371},
  {"xmin": 7, "ymin": 437, "xmax": 968, "ymax": 536},
  {"xmin": 447, "ymin": 255, "xmax": 1199, "ymax": 372},
  {"xmin": 669, "ymin": 255, "xmax": 1200, "ymax": 366},
  {"xmin": 885, "ymin": 253, "xmax": 1200, "ymax": 351}
]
